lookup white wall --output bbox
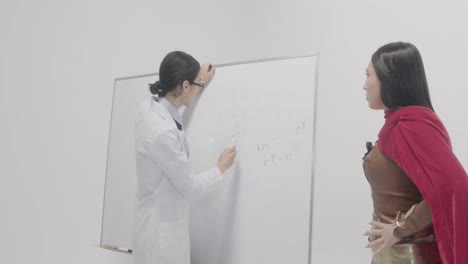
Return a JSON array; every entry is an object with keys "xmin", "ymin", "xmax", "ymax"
[
  {"xmin": 310, "ymin": 2, "xmax": 468, "ymax": 263},
  {"xmin": 1, "ymin": 0, "xmax": 467, "ymax": 263}
]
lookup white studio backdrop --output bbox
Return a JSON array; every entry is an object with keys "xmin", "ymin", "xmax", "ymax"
[{"xmin": 2, "ymin": 1, "xmax": 468, "ymax": 263}]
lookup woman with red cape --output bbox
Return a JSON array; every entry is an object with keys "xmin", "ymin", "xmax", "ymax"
[{"xmin": 362, "ymin": 42, "xmax": 468, "ymax": 264}]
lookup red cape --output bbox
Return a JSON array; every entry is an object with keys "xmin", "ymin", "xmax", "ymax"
[{"xmin": 378, "ymin": 106, "xmax": 468, "ymax": 264}]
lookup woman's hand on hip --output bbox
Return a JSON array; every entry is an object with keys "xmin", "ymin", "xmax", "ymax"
[{"xmin": 363, "ymin": 220, "xmax": 401, "ymax": 256}]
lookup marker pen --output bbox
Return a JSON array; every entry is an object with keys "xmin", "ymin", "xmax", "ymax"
[{"xmin": 103, "ymin": 244, "xmax": 133, "ymax": 253}]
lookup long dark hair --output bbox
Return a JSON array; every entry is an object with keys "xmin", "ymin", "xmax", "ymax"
[
  {"xmin": 149, "ymin": 51, "xmax": 200, "ymax": 97},
  {"xmin": 371, "ymin": 42, "xmax": 434, "ymax": 111}
]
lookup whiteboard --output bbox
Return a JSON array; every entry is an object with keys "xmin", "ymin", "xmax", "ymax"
[{"xmin": 101, "ymin": 55, "xmax": 319, "ymax": 264}]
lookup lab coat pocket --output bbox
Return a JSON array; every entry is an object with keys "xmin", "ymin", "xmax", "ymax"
[{"xmin": 158, "ymin": 218, "xmax": 190, "ymax": 264}]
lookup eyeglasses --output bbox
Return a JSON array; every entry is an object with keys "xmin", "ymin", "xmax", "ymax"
[{"xmin": 191, "ymin": 82, "xmax": 205, "ymax": 90}]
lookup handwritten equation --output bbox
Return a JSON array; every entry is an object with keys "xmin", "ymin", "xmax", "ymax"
[{"xmin": 263, "ymin": 153, "xmax": 293, "ymax": 166}]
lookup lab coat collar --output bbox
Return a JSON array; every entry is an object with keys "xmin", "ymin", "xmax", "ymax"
[{"xmin": 154, "ymin": 96, "xmax": 183, "ymax": 127}]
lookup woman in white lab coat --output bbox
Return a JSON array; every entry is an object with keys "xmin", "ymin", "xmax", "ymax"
[{"xmin": 132, "ymin": 51, "xmax": 237, "ymax": 264}]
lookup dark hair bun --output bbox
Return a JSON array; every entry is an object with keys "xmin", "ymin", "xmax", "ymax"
[{"xmin": 149, "ymin": 81, "xmax": 165, "ymax": 96}]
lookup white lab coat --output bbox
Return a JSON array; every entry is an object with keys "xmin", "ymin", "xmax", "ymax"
[{"xmin": 132, "ymin": 97, "xmax": 223, "ymax": 264}]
